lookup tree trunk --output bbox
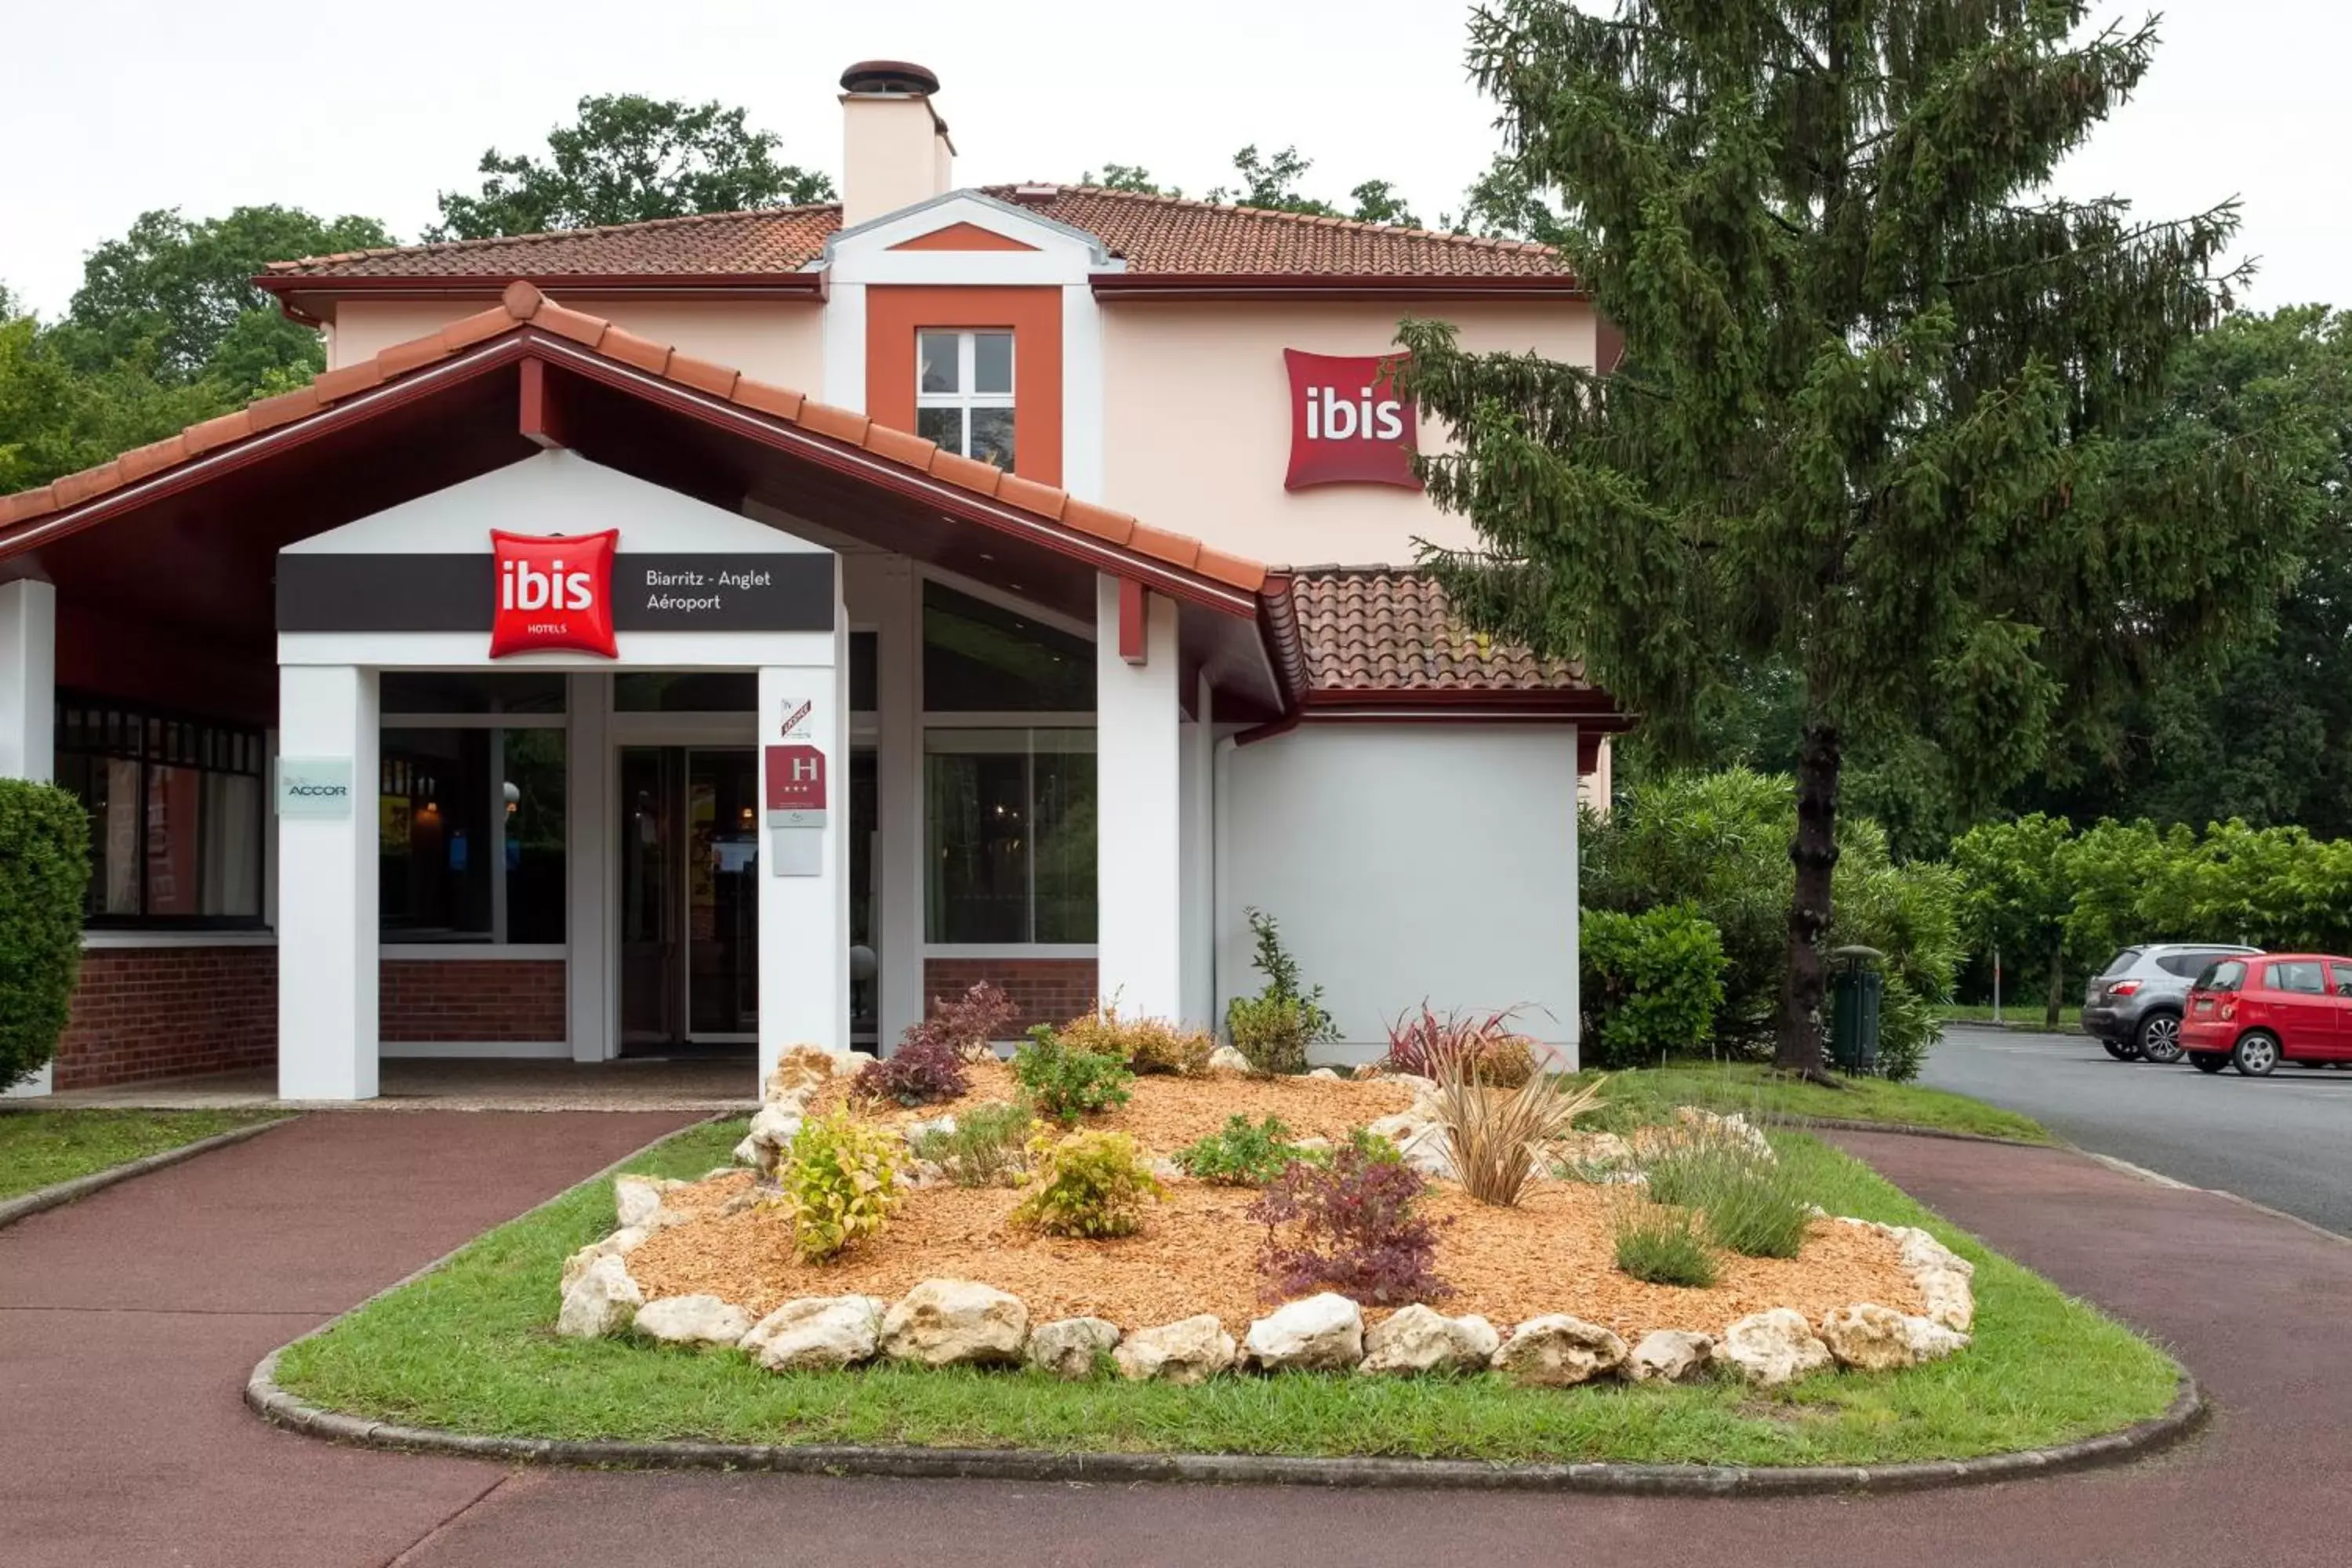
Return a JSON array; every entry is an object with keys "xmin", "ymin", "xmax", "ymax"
[
  {"xmin": 2044, "ymin": 941, "xmax": 2064, "ymax": 1030},
  {"xmin": 1776, "ymin": 719, "xmax": 1842, "ymax": 1082}
]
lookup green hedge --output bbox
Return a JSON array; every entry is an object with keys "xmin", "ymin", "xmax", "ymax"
[
  {"xmin": 0, "ymin": 779, "xmax": 89, "ymax": 1088},
  {"xmin": 1579, "ymin": 905, "xmax": 1726, "ymax": 1069}
]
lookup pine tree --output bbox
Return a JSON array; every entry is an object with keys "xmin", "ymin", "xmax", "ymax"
[{"xmin": 1399, "ymin": 2, "xmax": 2317, "ymax": 1077}]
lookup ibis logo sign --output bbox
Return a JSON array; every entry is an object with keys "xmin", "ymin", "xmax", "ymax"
[
  {"xmin": 1283, "ymin": 349, "xmax": 1421, "ymax": 492},
  {"xmin": 489, "ymin": 528, "xmax": 619, "ymax": 659}
]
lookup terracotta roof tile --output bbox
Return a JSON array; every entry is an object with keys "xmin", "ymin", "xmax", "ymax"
[
  {"xmin": 1290, "ymin": 567, "xmax": 1593, "ymax": 695},
  {"xmin": 262, "ymin": 205, "xmax": 842, "ymax": 280},
  {"xmin": 0, "ymin": 282, "xmax": 1271, "ymax": 626},
  {"xmin": 260, "ymin": 187, "xmax": 1573, "ymax": 285},
  {"xmin": 926, "ymin": 448, "xmax": 1004, "ymax": 497}
]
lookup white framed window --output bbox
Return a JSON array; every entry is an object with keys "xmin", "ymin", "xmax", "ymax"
[{"xmin": 915, "ymin": 329, "xmax": 1015, "ymax": 470}]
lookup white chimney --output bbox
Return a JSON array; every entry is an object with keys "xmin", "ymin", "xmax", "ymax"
[{"xmin": 839, "ymin": 60, "xmax": 954, "ymax": 228}]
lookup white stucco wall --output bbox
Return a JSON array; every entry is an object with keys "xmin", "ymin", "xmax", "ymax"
[
  {"xmin": 1218, "ymin": 723, "xmax": 1581, "ymax": 1066},
  {"xmin": 328, "ymin": 299, "xmax": 826, "ymax": 390},
  {"xmin": 1102, "ymin": 299, "xmax": 1596, "ymax": 567}
]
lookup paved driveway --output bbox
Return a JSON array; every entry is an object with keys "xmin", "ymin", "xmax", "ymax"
[
  {"xmin": 1924, "ymin": 1022, "xmax": 2352, "ymax": 1235},
  {"xmin": 8, "ymin": 1108, "xmax": 2352, "ymax": 1566}
]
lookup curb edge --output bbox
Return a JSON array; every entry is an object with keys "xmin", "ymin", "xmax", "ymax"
[{"xmin": 0, "ymin": 1115, "xmax": 296, "ymax": 1230}]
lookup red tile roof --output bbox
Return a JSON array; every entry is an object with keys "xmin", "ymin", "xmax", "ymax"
[
  {"xmin": 258, "ymin": 187, "xmax": 1574, "ymax": 285},
  {"xmin": 0, "ymin": 281, "xmax": 1269, "ymax": 596},
  {"xmin": 1289, "ymin": 566, "xmax": 1593, "ymax": 695}
]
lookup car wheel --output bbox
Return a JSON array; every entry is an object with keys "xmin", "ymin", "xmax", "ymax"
[
  {"xmin": 2136, "ymin": 1011, "xmax": 2185, "ymax": 1064},
  {"xmin": 2190, "ymin": 1052, "xmax": 2229, "ymax": 1074},
  {"xmin": 2100, "ymin": 1037, "xmax": 2136, "ymax": 1061},
  {"xmin": 2233, "ymin": 1031, "xmax": 2281, "ymax": 1077}
]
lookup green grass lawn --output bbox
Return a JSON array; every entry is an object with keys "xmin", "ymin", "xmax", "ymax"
[
  {"xmin": 0, "ymin": 1108, "xmax": 285, "ymax": 1200},
  {"xmin": 1571, "ymin": 1061, "xmax": 2053, "ymax": 1144},
  {"xmin": 271, "ymin": 1116, "xmax": 2178, "ymax": 1466}
]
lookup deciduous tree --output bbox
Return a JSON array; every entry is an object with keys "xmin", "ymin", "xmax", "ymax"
[
  {"xmin": 430, "ymin": 95, "xmax": 833, "ymax": 241},
  {"xmin": 1400, "ymin": 1, "xmax": 2315, "ymax": 1076}
]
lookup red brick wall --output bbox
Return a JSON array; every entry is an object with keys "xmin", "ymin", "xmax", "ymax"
[
  {"xmin": 922, "ymin": 957, "xmax": 1101, "ymax": 1036},
  {"xmin": 53, "ymin": 946, "xmax": 276, "ymax": 1091},
  {"xmin": 380, "ymin": 960, "xmax": 567, "ymax": 1043}
]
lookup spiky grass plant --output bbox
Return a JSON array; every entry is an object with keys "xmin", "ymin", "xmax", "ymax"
[
  {"xmin": 1610, "ymin": 1196, "xmax": 1719, "ymax": 1287},
  {"xmin": 1641, "ymin": 1120, "xmax": 1813, "ymax": 1258},
  {"xmin": 1428, "ymin": 1040, "xmax": 1606, "ymax": 1206}
]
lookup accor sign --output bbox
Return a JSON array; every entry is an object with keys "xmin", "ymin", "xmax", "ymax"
[
  {"xmin": 1283, "ymin": 349, "xmax": 1421, "ymax": 492},
  {"xmin": 488, "ymin": 528, "xmax": 619, "ymax": 658}
]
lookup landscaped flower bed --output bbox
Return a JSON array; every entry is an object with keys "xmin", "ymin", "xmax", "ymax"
[{"xmin": 557, "ymin": 1033, "xmax": 1977, "ymax": 1391}]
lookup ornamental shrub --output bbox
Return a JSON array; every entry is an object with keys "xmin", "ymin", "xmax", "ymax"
[
  {"xmin": 1577, "ymin": 906, "xmax": 1726, "ymax": 1069},
  {"xmin": 771, "ymin": 1110, "xmax": 901, "ymax": 1262},
  {"xmin": 0, "ymin": 780, "xmax": 89, "ymax": 1091},
  {"xmin": 1011, "ymin": 1025, "xmax": 1133, "ymax": 1125},
  {"xmin": 912, "ymin": 980, "xmax": 1019, "ymax": 1065},
  {"xmin": 1056, "ymin": 1003, "xmax": 1216, "ymax": 1076},
  {"xmin": 1225, "ymin": 908, "xmax": 1335, "ymax": 1074},
  {"xmin": 1249, "ymin": 1142, "xmax": 1448, "ymax": 1305},
  {"xmin": 1640, "ymin": 1124, "xmax": 1812, "ymax": 1258},
  {"xmin": 911, "ymin": 1102, "xmax": 1034, "ymax": 1189},
  {"xmin": 1174, "ymin": 1114, "xmax": 1312, "ymax": 1186},
  {"xmin": 1380, "ymin": 1003, "xmax": 1539, "ymax": 1086},
  {"xmin": 851, "ymin": 1034, "xmax": 967, "ymax": 1108},
  {"xmin": 1011, "ymin": 1128, "xmax": 1164, "ymax": 1238}
]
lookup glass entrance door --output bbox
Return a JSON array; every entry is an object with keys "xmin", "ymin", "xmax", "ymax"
[
  {"xmin": 619, "ymin": 746, "xmax": 758, "ymax": 1047},
  {"xmin": 686, "ymin": 749, "xmax": 760, "ymax": 1038},
  {"xmin": 619, "ymin": 743, "xmax": 876, "ymax": 1051}
]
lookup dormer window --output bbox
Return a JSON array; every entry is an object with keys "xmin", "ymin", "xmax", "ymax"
[{"xmin": 916, "ymin": 329, "xmax": 1015, "ymax": 470}]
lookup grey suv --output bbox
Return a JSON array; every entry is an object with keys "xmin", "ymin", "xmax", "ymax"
[{"xmin": 2082, "ymin": 943, "xmax": 2262, "ymax": 1062}]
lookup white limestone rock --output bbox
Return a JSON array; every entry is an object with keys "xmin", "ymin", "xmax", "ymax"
[
  {"xmin": 1893, "ymin": 1226, "xmax": 1975, "ymax": 1279},
  {"xmin": 880, "ymin": 1279, "xmax": 1029, "ymax": 1367},
  {"xmin": 559, "ymin": 1224, "xmax": 651, "ymax": 1297},
  {"xmin": 1913, "ymin": 1266, "xmax": 1976, "ymax": 1334},
  {"xmin": 1112, "ymin": 1314, "xmax": 1237, "ymax": 1385},
  {"xmin": 1625, "ymin": 1328, "xmax": 1715, "ymax": 1384},
  {"xmin": 1491, "ymin": 1315, "xmax": 1629, "ymax": 1387},
  {"xmin": 1358, "ymin": 1305, "xmax": 1500, "ymax": 1375},
  {"xmin": 902, "ymin": 1115, "xmax": 956, "ymax": 1149},
  {"xmin": 1817, "ymin": 1302, "xmax": 1970, "ymax": 1373},
  {"xmin": 1026, "ymin": 1316, "xmax": 1121, "ymax": 1380},
  {"xmin": 555, "ymin": 1253, "xmax": 644, "ymax": 1338},
  {"xmin": 763, "ymin": 1043, "xmax": 861, "ymax": 1105},
  {"xmin": 1207, "ymin": 1045, "xmax": 1253, "ymax": 1073},
  {"xmin": 634, "ymin": 1294, "xmax": 756, "ymax": 1348},
  {"xmin": 1243, "ymin": 1293, "xmax": 1364, "ymax": 1371},
  {"xmin": 614, "ymin": 1174, "xmax": 689, "ymax": 1231},
  {"xmin": 741, "ymin": 1294, "xmax": 887, "ymax": 1373},
  {"xmin": 1306, "ymin": 1067, "xmax": 1344, "ymax": 1082},
  {"xmin": 1719, "ymin": 1308, "xmax": 1835, "ymax": 1387}
]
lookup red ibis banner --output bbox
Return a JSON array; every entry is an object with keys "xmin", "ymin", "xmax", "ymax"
[
  {"xmin": 1283, "ymin": 349, "xmax": 1421, "ymax": 491},
  {"xmin": 488, "ymin": 528, "xmax": 619, "ymax": 658}
]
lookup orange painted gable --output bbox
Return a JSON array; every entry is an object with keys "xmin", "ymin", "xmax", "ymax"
[{"xmin": 887, "ymin": 222, "xmax": 1040, "ymax": 252}]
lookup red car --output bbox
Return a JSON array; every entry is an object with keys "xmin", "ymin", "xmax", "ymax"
[{"xmin": 2180, "ymin": 953, "xmax": 2352, "ymax": 1076}]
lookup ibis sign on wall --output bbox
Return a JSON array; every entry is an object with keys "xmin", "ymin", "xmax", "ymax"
[
  {"xmin": 1283, "ymin": 349, "xmax": 1421, "ymax": 492},
  {"xmin": 490, "ymin": 528, "xmax": 619, "ymax": 658}
]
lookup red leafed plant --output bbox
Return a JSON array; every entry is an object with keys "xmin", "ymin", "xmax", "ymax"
[
  {"xmin": 1379, "ymin": 1002, "xmax": 1538, "ymax": 1087},
  {"xmin": 1247, "ymin": 1142, "xmax": 1450, "ymax": 1305},
  {"xmin": 853, "ymin": 982, "xmax": 1016, "ymax": 1107}
]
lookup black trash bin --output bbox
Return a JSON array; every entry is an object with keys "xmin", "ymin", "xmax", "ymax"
[{"xmin": 1828, "ymin": 946, "xmax": 1884, "ymax": 1075}]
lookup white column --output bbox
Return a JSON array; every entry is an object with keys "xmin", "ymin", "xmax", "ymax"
[
  {"xmin": 1095, "ymin": 575, "xmax": 1182, "ymax": 1019},
  {"xmin": 277, "ymin": 664, "xmax": 379, "ymax": 1100},
  {"xmin": 565, "ymin": 672, "xmax": 612, "ymax": 1063},
  {"xmin": 1563, "ymin": 724, "xmax": 1584, "ymax": 1073},
  {"xmin": 1178, "ymin": 670, "xmax": 1217, "ymax": 1029},
  {"xmin": 0, "ymin": 579, "xmax": 56, "ymax": 1097},
  {"xmin": 876, "ymin": 561, "xmax": 924, "ymax": 1052},
  {"xmin": 0, "ymin": 579, "xmax": 55, "ymax": 783},
  {"xmin": 757, "ymin": 595, "xmax": 851, "ymax": 1083}
]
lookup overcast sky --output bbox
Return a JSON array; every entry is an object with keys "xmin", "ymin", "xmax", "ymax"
[{"xmin": 3, "ymin": 1, "xmax": 2343, "ymax": 319}]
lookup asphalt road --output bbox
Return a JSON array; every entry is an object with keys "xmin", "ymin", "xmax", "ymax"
[{"xmin": 1923, "ymin": 1022, "xmax": 2352, "ymax": 1235}]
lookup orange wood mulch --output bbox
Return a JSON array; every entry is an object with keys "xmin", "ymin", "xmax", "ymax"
[
  {"xmin": 628, "ymin": 1072, "xmax": 1924, "ymax": 1338},
  {"xmin": 805, "ymin": 1060, "xmax": 1419, "ymax": 1150}
]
